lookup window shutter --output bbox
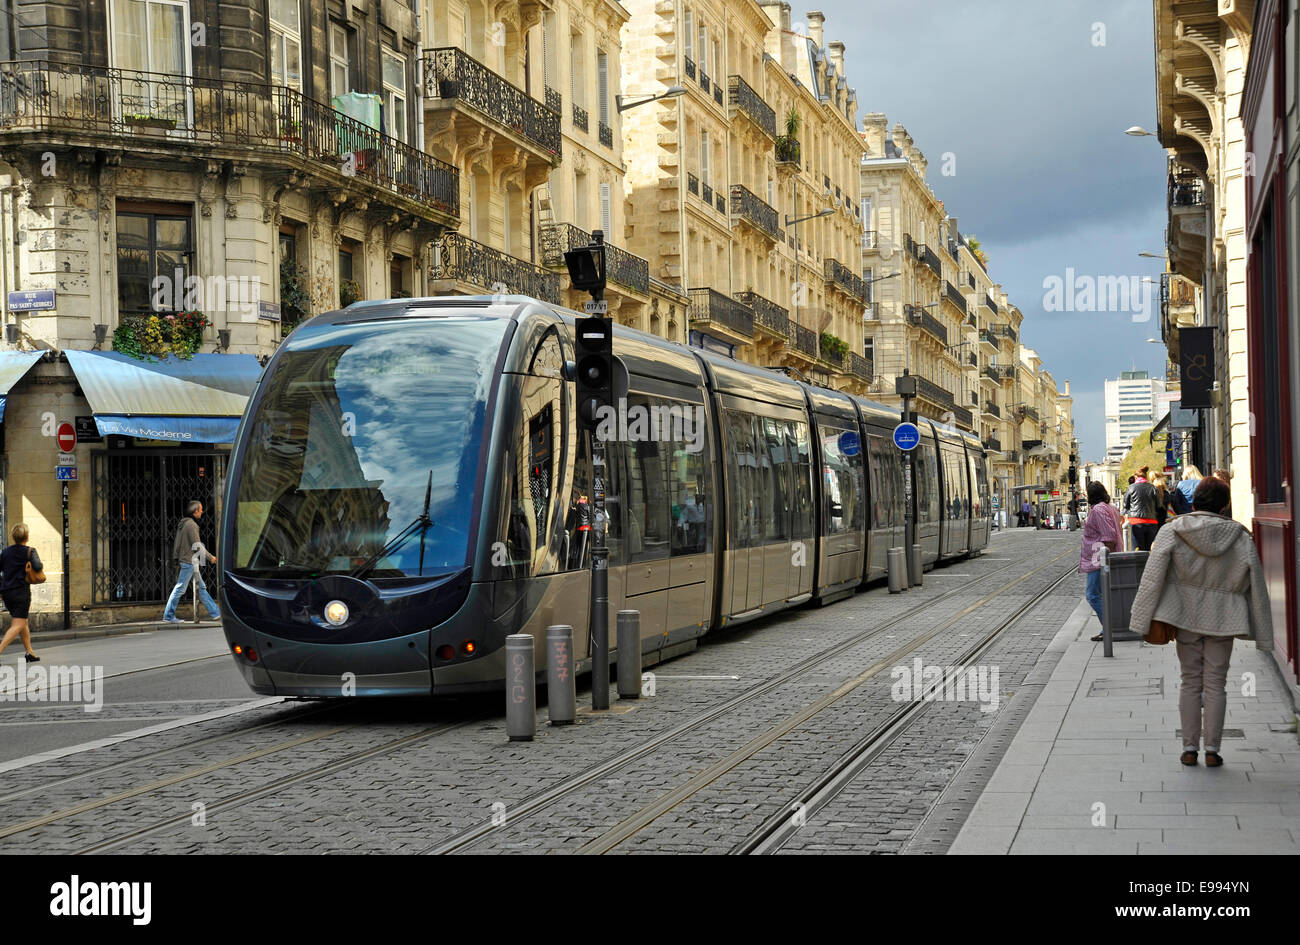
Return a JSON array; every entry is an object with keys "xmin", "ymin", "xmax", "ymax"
[
  {"xmin": 597, "ymin": 50, "xmax": 608, "ymax": 124},
  {"xmin": 570, "ymin": 44, "xmax": 578, "ymax": 105},
  {"xmin": 684, "ymin": 9, "xmax": 693, "ymax": 60},
  {"xmin": 600, "ymin": 182, "xmax": 611, "ymax": 236},
  {"xmin": 701, "ymin": 130, "xmax": 709, "ymax": 184}
]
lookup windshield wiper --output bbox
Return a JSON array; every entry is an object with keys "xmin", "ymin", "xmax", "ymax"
[{"xmin": 350, "ymin": 470, "xmax": 434, "ymax": 580}]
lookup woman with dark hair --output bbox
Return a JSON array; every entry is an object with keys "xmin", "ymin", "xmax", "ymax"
[
  {"xmin": 1129, "ymin": 477, "xmax": 1273, "ymax": 767},
  {"xmin": 1123, "ymin": 465, "xmax": 1159, "ymax": 551},
  {"xmin": 1080, "ymin": 480, "xmax": 1121, "ymax": 641}
]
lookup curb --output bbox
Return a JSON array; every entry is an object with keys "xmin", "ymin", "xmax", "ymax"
[{"xmin": 29, "ymin": 620, "xmax": 222, "ymax": 645}]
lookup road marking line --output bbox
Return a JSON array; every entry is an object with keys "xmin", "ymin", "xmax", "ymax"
[
  {"xmin": 0, "ymin": 696, "xmax": 284, "ymax": 775},
  {"xmin": 652, "ymin": 675, "xmax": 741, "ymax": 680}
]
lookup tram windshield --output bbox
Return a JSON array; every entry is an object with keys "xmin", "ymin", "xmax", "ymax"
[{"xmin": 231, "ymin": 316, "xmax": 506, "ymax": 579}]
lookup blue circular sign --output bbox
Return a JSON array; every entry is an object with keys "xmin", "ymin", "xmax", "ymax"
[
  {"xmin": 893, "ymin": 422, "xmax": 921, "ymax": 451},
  {"xmin": 839, "ymin": 430, "xmax": 861, "ymax": 456}
]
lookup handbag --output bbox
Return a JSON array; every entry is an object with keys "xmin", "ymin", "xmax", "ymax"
[
  {"xmin": 1146, "ymin": 619, "xmax": 1177, "ymax": 645},
  {"xmin": 24, "ymin": 546, "xmax": 45, "ymax": 585}
]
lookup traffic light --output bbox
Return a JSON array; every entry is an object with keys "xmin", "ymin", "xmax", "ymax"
[{"xmin": 574, "ymin": 316, "xmax": 612, "ymax": 429}]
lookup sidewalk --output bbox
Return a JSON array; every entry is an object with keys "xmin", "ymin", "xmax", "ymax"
[
  {"xmin": 951, "ymin": 598, "xmax": 1300, "ymax": 854},
  {"xmin": 25, "ymin": 616, "xmax": 221, "ymax": 644}
]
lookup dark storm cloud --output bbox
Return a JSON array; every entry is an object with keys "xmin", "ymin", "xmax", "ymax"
[{"xmin": 814, "ymin": 0, "xmax": 1168, "ymax": 459}]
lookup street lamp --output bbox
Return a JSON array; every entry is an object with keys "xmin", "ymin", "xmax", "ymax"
[
  {"xmin": 615, "ymin": 85, "xmax": 686, "ymax": 112},
  {"xmin": 1124, "ymin": 126, "xmax": 1156, "ymax": 136},
  {"xmin": 1138, "ymin": 251, "xmax": 1167, "ymax": 259},
  {"xmin": 786, "ymin": 207, "xmax": 835, "ymax": 332}
]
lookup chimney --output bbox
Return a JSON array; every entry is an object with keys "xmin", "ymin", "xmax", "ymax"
[
  {"xmin": 828, "ymin": 41, "xmax": 844, "ymax": 75},
  {"xmin": 760, "ymin": 1, "xmax": 790, "ymax": 32},
  {"xmin": 860, "ymin": 113, "xmax": 888, "ymax": 156},
  {"xmin": 806, "ymin": 10, "xmax": 824, "ymax": 46}
]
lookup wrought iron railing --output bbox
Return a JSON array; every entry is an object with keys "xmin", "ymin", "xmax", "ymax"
[
  {"xmin": 862, "ymin": 230, "xmax": 880, "ymax": 250},
  {"xmin": 545, "ymin": 86, "xmax": 562, "ymax": 113},
  {"xmin": 983, "ymin": 365, "xmax": 1000, "ymax": 383},
  {"xmin": 905, "ymin": 305, "xmax": 947, "ymax": 344},
  {"xmin": 425, "ymin": 48, "xmax": 561, "ymax": 159},
  {"xmin": 572, "ymin": 102, "xmax": 588, "ymax": 131},
  {"xmin": 1, "ymin": 60, "xmax": 460, "ymax": 217},
  {"xmin": 919, "ymin": 243, "xmax": 941, "ymax": 276},
  {"xmin": 946, "ymin": 240, "xmax": 960, "ymax": 261},
  {"xmin": 792, "ymin": 323, "xmax": 818, "ymax": 357},
  {"xmin": 431, "ymin": 232, "xmax": 560, "ymax": 303},
  {"xmin": 850, "ymin": 352, "xmax": 873, "ymax": 380},
  {"xmin": 699, "ymin": 69, "xmax": 711, "ymax": 93},
  {"xmin": 541, "ymin": 222, "xmax": 649, "ymax": 295},
  {"xmin": 980, "ymin": 328, "xmax": 998, "ymax": 346},
  {"xmin": 727, "ymin": 75, "xmax": 775, "ymax": 137},
  {"xmin": 967, "ymin": 352, "xmax": 977, "ymax": 366},
  {"xmin": 1000, "ymin": 324, "xmax": 1017, "ymax": 342},
  {"xmin": 945, "ymin": 280, "xmax": 966, "ymax": 310},
  {"xmin": 914, "ymin": 374, "xmax": 954, "ymax": 407},
  {"xmin": 689, "ymin": 287, "xmax": 754, "ymax": 338},
  {"xmin": 701, "ymin": 181, "xmax": 714, "ymax": 204},
  {"xmin": 966, "ymin": 313, "xmax": 977, "ymax": 328},
  {"xmin": 951, "ymin": 405, "xmax": 973, "ymax": 428},
  {"xmin": 685, "ymin": 56, "xmax": 696, "ymax": 79},
  {"xmin": 730, "ymin": 184, "xmax": 781, "ymax": 241},
  {"xmin": 1168, "ymin": 170, "xmax": 1205, "ymax": 207},
  {"xmin": 1023, "ymin": 405, "xmax": 1040, "ymax": 422},
  {"xmin": 984, "ymin": 293, "xmax": 998, "ymax": 314},
  {"xmin": 713, "ymin": 84, "xmax": 723, "ymax": 106},
  {"xmin": 967, "ymin": 272, "xmax": 976, "ymax": 289},
  {"xmin": 716, "ymin": 191, "xmax": 726, "ymax": 212},
  {"xmin": 687, "ymin": 171, "xmax": 699, "ymax": 195},
  {"xmin": 983, "ymin": 437, "xmax": 1002, "ymax": 453},
  {"xmin": 825, "ymin": 257, "xmax": 870, "ymax": 304},
  {"xmin": 776, "ymin": 134, "xmax": 800, "ymax": 164},
  {"xmin": 736, "ymin": 290, "xmax": 788, "ymax": 336},
  {"xmin": 598, "ymin": 120, "xmax": 612, "ymax": 148}
]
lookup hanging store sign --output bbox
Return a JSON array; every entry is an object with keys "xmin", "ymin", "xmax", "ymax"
[{"xmin": 1178, "ymin": 327, "xmax": 1215, "ymax": 409}]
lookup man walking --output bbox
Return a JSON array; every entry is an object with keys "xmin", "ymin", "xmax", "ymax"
[{"xmin": 162, "ymin": 500, "xmax": 221, "ymax": 623}]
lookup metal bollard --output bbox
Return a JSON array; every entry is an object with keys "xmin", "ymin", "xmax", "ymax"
[
  {"xmin": 505, "ymin": 634, "xmax": 535, "ymax": 741},
  {"xmin": 617, "ymin": 610, "xmax": 642, "ymax": 700},
  {"xmin": 909, "ymin": 543, "xmax": 923, "ymax": 587},
  {"xmin": 546, "ymin": 625, "xmax": 576, "ymax": 725},
  {"xmin": 887, "ymin": 547, "xmax": 905, "ymax": 593}
]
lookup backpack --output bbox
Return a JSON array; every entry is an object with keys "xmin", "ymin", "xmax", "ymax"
[{"xmin": 1170, "ymin": 487, "xmax": 1192, "ymax": 515}]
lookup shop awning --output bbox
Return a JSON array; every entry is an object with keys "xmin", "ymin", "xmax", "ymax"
[
  {"xmin": 64, "ymin": 351, "xmax": 263, "ymax": 444},
  {"xmin": 0, "ymin": 351, "xmax": 45, "ymax": 421}
]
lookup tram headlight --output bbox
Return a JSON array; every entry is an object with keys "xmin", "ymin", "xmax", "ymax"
[{"xmin": 324, "ymin": 600, "xmax": 349, "ymax": 626}]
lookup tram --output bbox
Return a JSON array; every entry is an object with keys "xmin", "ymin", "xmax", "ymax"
[{"xmin": 220, "ymin": 295, "xmax": 991, "ymax": 696}]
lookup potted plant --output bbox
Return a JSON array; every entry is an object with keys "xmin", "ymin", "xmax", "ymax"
[
  {"xmin": 280, "ymin": 259, "xmax": 311, "ymax": 335},
  {"xmin": 339, "ymin": 279, "xmax": 362, "ymax": 308},
  {"xmin": 124, "ymin": 112, "xmax": 177, "ymax": 131},
  {"xmin": 279, "ymin": 117, "xmax": 302, "ymax": 144},
  {"xmin": 777, "ymin": 107, "xmax": 801, "ymax": 164}
]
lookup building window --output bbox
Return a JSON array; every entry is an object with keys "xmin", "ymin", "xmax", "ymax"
[
  {"xmin": 111, "ymin": 0, "xmax": 192, "ymax": 125},
  {"xmin": 570, "ymin": 35, "xmax": 584, "ymax": 108},
  {"xmin": 268, "ymin": 0, "xmax": 302, "ymax": 90},
  {"xmin": 391, "ymin": 254, "xmax": 411, "ymax": 298},
  {"xmin": 115, "ymin": 202, "xmax": 193, "ymax": 316},
  {"xmin": 600, "ymin": 182, "xmax": 611, "ymax": 237},
  {"xmin": 382, "ymin": 48, "xmax": 407, "ymax": 142},
  {"xmin": 330, "ymin": 23, "xmax": 352, "ymax": 98}
]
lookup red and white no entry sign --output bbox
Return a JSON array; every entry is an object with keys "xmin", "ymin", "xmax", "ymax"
[{"xmin": 56, "ymin": 420, "xmax": 77, "ymax": 453}]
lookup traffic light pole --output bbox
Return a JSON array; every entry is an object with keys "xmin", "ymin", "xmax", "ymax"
[{"xmin": 589, "ymin": 281, "xmax": 610, "ymax": 711}]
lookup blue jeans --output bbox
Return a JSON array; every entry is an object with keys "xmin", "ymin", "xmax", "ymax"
[
  {"xmin": 163, "ymin": 562, "xmax": 221, "ymax": 620},
  {"xmin": 1085, "ymin": 569, "xmax": 1104, "ymax": 625}
]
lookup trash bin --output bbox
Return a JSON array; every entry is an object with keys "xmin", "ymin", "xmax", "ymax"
[{"xmin": 1100, "ymin": 547, "xmax": 1149, "ymax": 657}]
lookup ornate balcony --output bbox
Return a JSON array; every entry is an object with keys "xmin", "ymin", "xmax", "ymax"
[
  {"xmin": 1000, "ymin": 324, "xmax": 1017, "ymax": 342},
  {"xmin": 967, "ymin": 352, "xmax": 978, "ymax": 367},
  {"xmin": 983, "ymin": 400, "xmax": 1001, "ymax": 418},
  {"xmin": 792, "ymin": 322, "xmax": 818, "ymax": 358},
  {"xmin": 425, "ymin": 47, "xmax": 561, "ymax": 162},
  {"xmin": 825, "ymin": 258, "xmax": 870, "ymax": 304},
  {"xmin": 905, "ymin": 305, "xmax": 947, "ymax": 345},
  {"xmin": 684, "ymin": 56, "xmax": 696, "ymax": 80},
  {"xmin": 687, "ymin": 171, "xmax": 699, "ymax": 195},
  {"xmin": 0, "ymin": 60, "xmax": 460, "ymax": 223},
  {"xmin": 919, "ymin": 243, "xmax": 942, "ymax": 277},
  {"xmin": 736, "ymin": 290, "xmax": 788, "ymax": 337},
  {"xmin": 775, "ymin": 135, "xmax": 800, "ymax": 166},
  {"xmin": 430, "ymin": 232, "xmax": 559, "ymax": 303},
  {"xmin": 1023, "ymin": 405, "xmax": 1040, "ymax": 422},
  {"xmin": 699, "ymin": 69, "xmax": 711, "ymax": 93},
  {"xmin": 850, "ymin": 352, "xmax": 873, "ymax": 380},
  {"xmin": 727, "ymin": 75, "xmax": 775, "ymax": 138},
  {"xmin": 716, "ymin": 191, "xmax": 726, "ymax": 213},
  {"xmin": 730, "ymin": 184, "xmax": 782, "ymax": 242},
  {"xmin": 984, "ymin": 293, "xmax": 998, "ymax": 315},
  {"xmin": 983, "ymin": 437, "xmax": 1002, "ymax": 453},
  {"xmin": 572, "ymin": 103, "xmax": 588, "ymax": 132},
  {"xmin": 541, "ymin": 222, "xmax": 649, "ymax": 296},
  {"xmin": 1168, "ymin": 169, "xmax": 1205, "ymax": 207},
  {"xmin": 914, "ymin": 374, "xmax": 955, "ymax": 408},
  {"xmin": 951, "ymin": 405, "xmax": 973, "ymax": 428},
  {"xmin": 713, "ymin": 84, "xmax": 723, "ymax": 106},
  {"xmin": 945, "ymin": 280, "xmax": 967, "ymax": 311},
  {"xmin": 545, "ymin": 86, "xmax": 562, "ymax": 113},
  {"xmin": 701, "ymin": 181, "xmax": 714, "ymax": 205},
  {"xmin": 982, "ymin": 366, "xmax": 1000, "ymax": 384},
  {"xmin": 689, "ymin": 287, "xmax": 754, "ymax": 341},
  {"xmin": 598, "ymin": 120, "xmax": 612, "ymax": 148},
  {"xmin": 980, "ymin": 328, "xmax": 998, "ymax": 349}
]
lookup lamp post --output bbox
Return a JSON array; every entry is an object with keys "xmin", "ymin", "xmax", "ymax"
[
  {"xmin": 786, "ymin": 207, "xmax": 834, "ymax": 340},
  {"xmin": 615, "ymin": 85, "xmax": 687, "ymax": 112}
]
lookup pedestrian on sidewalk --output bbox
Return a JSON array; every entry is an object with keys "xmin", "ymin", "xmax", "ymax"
[
  {"xmin": 1079, "ymin": 482, "xmax": 1122, "ymax": 642},
  {"xmin": 1172, "ymin": 464, "xmax": 1202, "ymax": 515},
  {"xmin": 1151, "ymin": 473, "xmax": 1176, "ymax": 528},
  {"xmin": 162, "ymin": 500, "xmax": 221, "ymax": 623},
  {"xmin": 0, "ymin": 524, "xmax": 42, "ymax": 662},
  {"xmin": 1129, "ymin": 477, "xmax": 1274, "ymax": 768},
  {"xmin": 1019, "ymin": 499, "xmax": 1031, "ymax": 528},
  {"xmin": 1123, "ymin": 466, "xmax": 1159, "ymax": 551}
]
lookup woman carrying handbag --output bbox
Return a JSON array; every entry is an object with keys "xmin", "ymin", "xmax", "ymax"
[
  {"xmin": 1128, "ymin": 478, "xmax": 1273, "ymax": 768},
  {"xmin": 0, "ymin": 523, "xmax": 43, "ymax": 662}
]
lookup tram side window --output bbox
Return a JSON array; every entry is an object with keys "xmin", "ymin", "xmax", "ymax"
[
  {"xmin": 865, "ymin": 434, "xmax": 886, "ymax": 528},
  {"xmin": 915, "ymin": 441, "xmax": 936, "ymax": 525},
  {"xmin": 501, "ymin": 379, "xmax": 561, "ymax": 577},
  {"xmin": 725, "ymin": 410, "xmax": 755, "ymax": 550},
  {"xmin": 970, "ymin": 455, "xmax": 987, "ymax": 518},
  {"xmin": 748, "ymin": 414, "xmax": 775, "ymax": 547},
  {"xmin": 669, "ymin": 399, "xmax": 711, "ymax": 556},
  {"xmin": 821, "ymin": 427, "xmax": 863, "ymax": 534},
  {"xmin": 563, "ymin": 430, "xmax": 593, "ymax": 570},
  {"xmin": 764, "ymin": 416, "xmax": 791, "ymax": 542},
  {"xmin": 624, "ymin": 395, "xmax": 670, "ymax": 564},
  {"xmin": 787, "ymin": 420, "xmax": 814, "ymax": 541}
]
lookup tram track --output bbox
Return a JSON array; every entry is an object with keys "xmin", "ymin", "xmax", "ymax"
[
  {"xmin": 424, "ymin": 545, "xmax": 1076, "ymax": 855},
  {"xmin": 731, "ymin": 565, "xmax": 1078, "ymax": 854}
]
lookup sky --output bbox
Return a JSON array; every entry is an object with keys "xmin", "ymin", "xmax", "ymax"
[{"xmin": 809, "ymin": 0, "xmax": 1170, "ymax": 462}]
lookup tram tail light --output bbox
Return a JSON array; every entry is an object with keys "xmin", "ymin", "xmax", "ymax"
[
  {"xmin": 436, "ymin": 644, "xmax": 455, "ymax": 661},
  {"xmin": 462, "ymin": 640, "xmax": 477, "ymax": 656}
]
